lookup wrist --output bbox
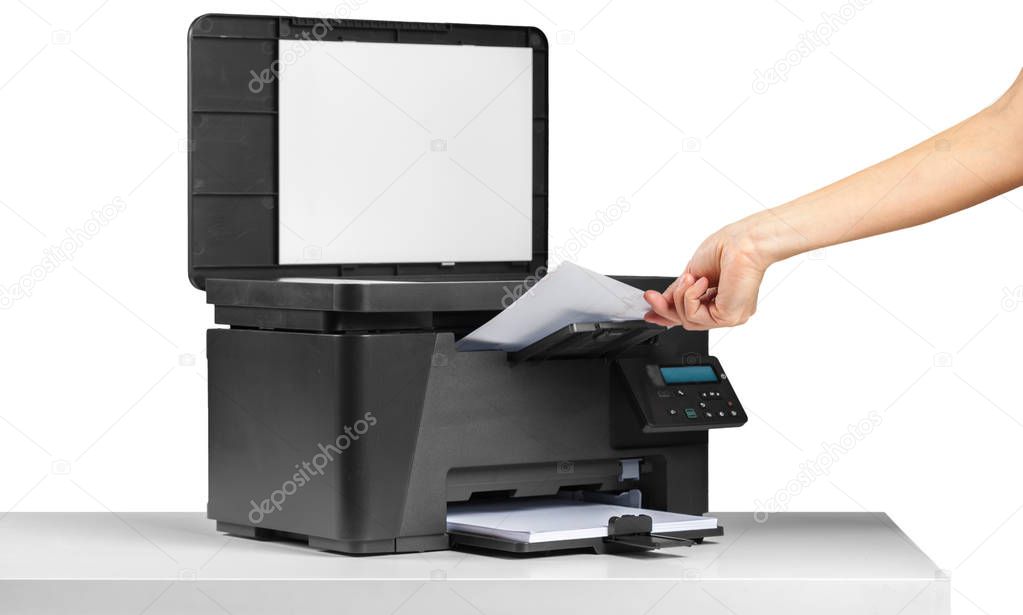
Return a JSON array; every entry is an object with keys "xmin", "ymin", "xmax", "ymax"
[{"xmin": 726, "ymin": 213, "xmax": 796, "ymax": 269}]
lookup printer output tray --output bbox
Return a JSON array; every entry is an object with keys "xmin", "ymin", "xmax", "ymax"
[
  {"xmin": 446, "ymin": 498, "xmax": 724, "ymax": 555},
  {"xmin": 449, "ymin": 526, "xmax": 724, "ymax": 555}
]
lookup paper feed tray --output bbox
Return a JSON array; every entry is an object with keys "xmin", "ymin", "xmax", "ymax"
[
  {"xmin": 508, "ymin": 320, "xmax": 665, "ymax": 363},
  {"xmin": 446, "ymin": 497, "xmax": 722, "ymax": 555}
]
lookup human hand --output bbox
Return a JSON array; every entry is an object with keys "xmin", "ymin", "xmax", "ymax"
[
  {"xmin": 643, "ymin": 221, "xmax": 774, "ymax": 330},
  {"xmin": 643, "ymin": 69, "xmax": 1023, "ymax": 331}
]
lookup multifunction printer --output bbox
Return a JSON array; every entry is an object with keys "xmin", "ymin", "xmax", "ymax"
[{"xmin": 189, "ymin": 13, "xmax": 747, "ymax": 555}]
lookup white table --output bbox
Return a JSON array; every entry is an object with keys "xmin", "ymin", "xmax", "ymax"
[{"xmin": 0, "ymin": 512, "xmax": 948, "ymax": 614}]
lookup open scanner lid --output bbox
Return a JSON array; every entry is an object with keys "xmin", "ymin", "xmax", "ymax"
[{"xmin": 187, "ymin": 14, "xmax": 549, "ymax": 290}]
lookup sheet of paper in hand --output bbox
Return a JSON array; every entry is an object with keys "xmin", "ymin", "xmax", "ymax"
[{"xmin": 456, "ymin": 262, "xmax": 651, "ymax": 352}]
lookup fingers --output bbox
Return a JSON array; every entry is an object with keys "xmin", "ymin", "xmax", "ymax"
[
  {"xmin": 644, "ymin": 234, "xmax": 768, "ymax": 330},
  {"xmin": 674, "ymin": 276, "xmax": 716, "ymax": 330},
  {"xmin": 651, "ymin": 273, "xmax": 747, "ymax": 330},
  {"xmin": 642, "ymin": 290, "xmax": 677, "ymax": 326},
  {"xmin": 645, "ymin": 273, "xmax": 719, "ymax": 330},
  {"xmin": 644, "ymin": 267, "xmax": 764, "ymax": 330},
  {"xmin": 643, "ymin": 310, "xmax": 677, "ymax": 327},
  {"xmin": 645, "ymin": 273, "xmax": 697, "ymax": 327},
  {"xmin": 660, "ymin": 273, "xmax": 687, "ymax": 301}
]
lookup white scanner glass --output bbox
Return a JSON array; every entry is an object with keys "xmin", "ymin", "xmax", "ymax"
[{"xmin": 277, "ymin": 39, "xmax": 534, "ymax": 265}]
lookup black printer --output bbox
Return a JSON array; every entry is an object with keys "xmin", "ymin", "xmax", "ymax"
[{"xmin": 189, "ymin": 13, "xmax": 747, "ymax": 555}]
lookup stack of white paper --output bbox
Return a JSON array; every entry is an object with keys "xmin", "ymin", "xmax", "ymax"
[
  {"xmin": 456, "ymin": 262, "xmax": 652, "ymax": 352},
  {"xmin": 447, "ymin": 497, "xmax": 717, "ymax": 544}
]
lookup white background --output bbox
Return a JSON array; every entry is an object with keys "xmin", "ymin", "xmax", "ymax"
[{"xmin": 0, "ymin": 0, "xmax": 1020, "ymax": 612}]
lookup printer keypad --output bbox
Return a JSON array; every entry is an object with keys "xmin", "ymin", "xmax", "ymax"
[{"xmin": 658, "ymin": 392, "xmax": 742, "ymax": 426}]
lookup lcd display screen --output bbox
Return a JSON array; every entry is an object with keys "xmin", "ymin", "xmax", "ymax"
[{"xmin": 660, "ymin": 366, "xmax": 718, "ymax": 384}]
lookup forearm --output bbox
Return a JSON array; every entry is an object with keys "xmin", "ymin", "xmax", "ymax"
[{"xmin": 744, "ymin": 73, "xmax": 1023, "ymax": 264}]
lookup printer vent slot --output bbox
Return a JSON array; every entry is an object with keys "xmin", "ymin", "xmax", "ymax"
[
  {"xmin": 466, "ymin": 489, "xmax": 517, "ymax": 501},
  {"xmin": 447, "ymin": 460, "xmax": 623, "ymax": 502},
  {"xmin": 554, "ymin": 484, "xmax": 604, "ymax": 494},
  {"xmin": 509, "ymin": 321, "xmax": 664, "ymax": 363}
]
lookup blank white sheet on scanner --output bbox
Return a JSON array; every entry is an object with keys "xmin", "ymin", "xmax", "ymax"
[
  {"xmin": 447, "ymin": 497, "xmax": 717, "ymax": 543},
  {"xmin": 277, "ymin": 39, "xmax": 534, "ymax": 265}
]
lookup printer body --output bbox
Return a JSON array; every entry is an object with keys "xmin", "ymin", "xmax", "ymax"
[{"xmin": 190, "ymin": 14, "xmax": 747, "ymax": 555}]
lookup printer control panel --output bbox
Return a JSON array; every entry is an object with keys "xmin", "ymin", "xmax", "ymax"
[{"xmin": 617, "ymin": 356, "xmax": 747, "ymax": 433}]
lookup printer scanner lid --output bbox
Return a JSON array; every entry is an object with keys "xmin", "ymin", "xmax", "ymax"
[{"xmin": 188, "ymin": 14, "xmax": 549, "ymax": 290}]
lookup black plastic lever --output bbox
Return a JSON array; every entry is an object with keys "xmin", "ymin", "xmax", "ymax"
[{"xmin": 603, "ymin": 514, "xmax": 695, "ymax": 552}]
